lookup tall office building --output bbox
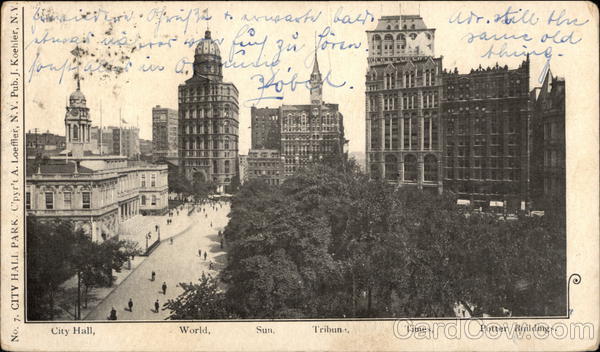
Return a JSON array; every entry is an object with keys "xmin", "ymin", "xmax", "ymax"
[
  {"xmin": 365, "ymin": 15, "xmax": 443, "ymax": 193},
  {"xmin": 178, "ymin": 30, "xmax": 239, "ymax": 193},
  {"xmin": 152, "ymin": 105, "xmax": 179, "ymax": 160},
  {"xmin": 441, "ymin": 60, "xmax": 531, "ymax": 210},
  {"xmin": 279, "ymin": 53, "xmax": 346, "ymax": 177},
  {"xmin": 251, "ymin": 106, "xmax": 281, "ymax": 150},
  {"xmin": 530, "ymin": 69, "xmax": 565, "ymax": 215}
]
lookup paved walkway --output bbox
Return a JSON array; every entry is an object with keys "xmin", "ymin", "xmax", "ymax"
[{"xmin": 85, "ymin": 201, "xmax": 230, "ymax": 321}]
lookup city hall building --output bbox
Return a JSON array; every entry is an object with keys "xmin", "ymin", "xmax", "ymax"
[
  {"xmin": 178, "ymin": 30, "xmax": 239, "ymax": 193},
  {"xmin": 365, "ymin": 15, "xmax": 443, "ymax": 193},
  {"xmin": 25, "ymin": 81, "xmax": 168, "ymax": 243}
]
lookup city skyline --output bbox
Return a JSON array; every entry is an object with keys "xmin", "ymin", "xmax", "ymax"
[{"xmin": 23, "ymin": 2, "xmax": 577, "ymax": 155}]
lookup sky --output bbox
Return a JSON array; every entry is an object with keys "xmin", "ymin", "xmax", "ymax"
[{"xmin": 24, "ymin": 1, "xmax": 597, "ymax": 154}]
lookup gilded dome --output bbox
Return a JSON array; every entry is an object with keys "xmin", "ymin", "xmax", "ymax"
[{"xmin": 195, "ymin": 30, "xmax": 220, "ymax": 56}]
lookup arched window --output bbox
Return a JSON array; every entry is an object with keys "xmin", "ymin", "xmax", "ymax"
[
  {"xmin": 213, "ymin": 160, "xmax": 218, "ymax": 174},
  {"xmin": 385, "ymin": 154, "xmax": 398, "ymax": 181},
  {"xmin": 213, "ymin": 139, "xmax": 219, "ymax": 150},
  {"xmin": 224, "ymin": 160, "xmax": 230, "ymax": 174},
  {"xmin": 224, "ymin": 137, "xmax": 229, "ymax": 150},
  {"xmin": 372, "ymin": 34, "xmax": 382, "ymax": 55},
  {"xmin": 404, "ymin": 154, "xmax": 417, "ymax": 182},
  {"xmin": 424, "ymin": 155, "xmax": 438, "ymax": 182},
  {"xmin": 73, "ymin": 125, "xmax": 79, "ymax": 140}
]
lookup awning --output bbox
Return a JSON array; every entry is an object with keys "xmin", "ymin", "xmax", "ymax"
[
  {"xmin": 457, "ymin": 199, "xmax": 471, "ymax": 205},
  {"xmin": 490, "ymin": 201, "xmax": 504, "ymax": 207}
]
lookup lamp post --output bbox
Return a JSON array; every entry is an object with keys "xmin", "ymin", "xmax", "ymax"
[{"xmin": 145, "ymin": 232, "xmax": 151, "ymax": 254}]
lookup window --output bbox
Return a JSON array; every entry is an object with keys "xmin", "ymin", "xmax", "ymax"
[
  {"xmin": 26, "ymin": 192, "xmax": 31, "ymax": 210},
  {"xmin": 82, "ymin": 192, "xmax": 91, "ymax": 209},
  {"xmin": 152, "ymin": 195, "xmax": 157, "ymax": 206},
  {"xmin": 141, "ymin": 174, "xmax": 146, "ymax": 187},
  {"xmin": 45, "ymin": 192, "xmax": 54, "ymax": 209},
  {"xmin": 64, "ymin": 192, "xmax": 72, "ymax": 209},
  {"xmin": 142, "ymin": 195, "xmax": 146, "ymax": 205},
  {"xmin": 151, "ymin": 174, "xmax": 156, "ymax": 187}
]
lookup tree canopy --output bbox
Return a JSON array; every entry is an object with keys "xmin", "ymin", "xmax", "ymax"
[{"xmin": 166, "ymin": 158, "xmax": 566, "ymax": 319}]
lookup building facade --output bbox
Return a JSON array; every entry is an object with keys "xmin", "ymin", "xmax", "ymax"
[
  {"xmin": 152, "ymin": 105, "xmax": 178, "ymax": 160},
  {"xmin": 26, "ymin": 131, "xmax": 66, "ymax": 157},
  {"xmin": 280, "ymin": 53, "xmax": 345, "ymax": 177},
  {"xmin": 530, "ymin": 69, "xmax": 565, "ymax": 215},
  {"xmin": 247, "ymin": 149, "xmax": 284, "ymax": 186},
  {"xmin": 178, "ymin": 29, "xmax": 239, "ymax": 193},
  {"xmin": 251, "ymin": 107, "xmax": 281, "ymax": 150},
  {"xmin": 441, "ymin": 60, "xmax": 531, "ymax": 210},
  {"xmin": 365, "ymin": 15, "xmax": 443, "ymax": 193},
  {"xmin": 238, "ymin": 154, "xmax": 248, "ymax": 185},
  {"xmin": 26, "ymin": 83, "xmax": 168, "ymax": 242}
]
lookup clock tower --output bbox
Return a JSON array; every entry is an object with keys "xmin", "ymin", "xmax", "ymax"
[
  {"xmin": 309, "ymin": 51, "xmax": 323, "ymax": 105},
  {"xmin": 65, "ymin": 77, "xmax": 92, "ymax": 158}
]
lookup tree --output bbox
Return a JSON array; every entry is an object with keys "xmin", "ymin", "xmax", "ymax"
[
  {"xmin": 27, "ymin": 218, "xmax": 78, "ymax": 320},
  {"xmin": 164, "ymin": 273, "xmax": 232, "ymax": 319},
  {"xmin": 27, "ymin": 218, "xmax": 130, "ymax": 320},
  {"xmin": 179, "ymin": 158, "xmax": 566, "ymax": 319}
]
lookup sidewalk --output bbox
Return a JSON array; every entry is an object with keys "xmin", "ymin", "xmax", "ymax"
[
  {"xmin": 119, "ymin": 203, "xmax": 198, "ymax": 253},
  {"xmin": 54, "ymin": 256, "xmax": 146, "ymax": 320}
]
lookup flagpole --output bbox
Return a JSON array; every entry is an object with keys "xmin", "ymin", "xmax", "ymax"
[
  {"xmin": 100, "ymin": 101, "xmax": 103, "ymax": 155},
  {"xmin": 119, "ymin": 108, "xmax": 123, "ymax": 157}
]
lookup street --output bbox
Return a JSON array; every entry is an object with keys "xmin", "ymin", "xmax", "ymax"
[{"xmin": 85, "ymin": 201, "xmax": 230, "ymax": 321}]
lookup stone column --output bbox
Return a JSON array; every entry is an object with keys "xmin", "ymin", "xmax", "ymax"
[
  {"xmin": 379, "ymin": 94, "xmax": 385, "ymax": 179},
  {"xmin": 399, "ymin": 157, "xmax": 405, "ymax": 183},
  {"xmin": 418, "ymin": 154, "xmax": 424, "ymax": 190}
]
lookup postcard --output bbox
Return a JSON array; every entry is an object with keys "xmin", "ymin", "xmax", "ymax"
[{"xmin": 1, "ymin": 1, "xmax": 598, "ymax": 351}]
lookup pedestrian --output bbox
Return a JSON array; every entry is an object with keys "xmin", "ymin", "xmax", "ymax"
[
  {"xmin": 128, "ymin": 298, "xmax": 133, "ymax": 312},
  {"xmin": 154, "ymin": 299, "xmax": 160, "ymax": 313},
  {"xmin": 162, "ymin": 282, "xmax": 167, "ymax": 295},
  {"xmin": 155, "ymin": 224, "xmax": 159, "ymax": 232},
  {"xmin": 209, "ymin": 262, "xmax": 213, "ymax": 270},
  {"xmin": 198, "ymin": 249, "xmax": 201, "ymax": 257},
  {"xmin": 203, "ymin": 252, "xmax": 207, "ymax": 261},
  {"xmin": 218, "ymin": 230, "xmax": 222, "ymax": 237},
  {"xmin": 170, "ymin": 238, "xmax": 173, "ymax": 245},
  {"xmin": 205, "ymin": 213, "xmax": 207, "ymax": 218},
  {"xmin": 109, "ymin": 307, "xmax": 117, "ymax": 320},
  {"xmin": 151, "ymin": 271, "xmax": 155, "ymax": 281},
  {"xmin": 210, "ymin": 222, "xmax": 213, "ymax": 227},
  {"xmin": 220, "ymin": 239, "xmax": 223, "ymax": 249}
]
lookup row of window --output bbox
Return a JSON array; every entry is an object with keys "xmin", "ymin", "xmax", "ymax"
[
  {"xmin": 445, "ymin": 168, "xmax": 521, "ymax": 181},
  {"xmin": 183, "ymin": 122, "xmax": 234, "ymax": 134},
  {"xmin": 141, "ymin": 195, "xmax": 158, "ymax": 206},
  {"xmin": 25, "ymin": 191, "xmax": 90, "ymax": 210},
  {"xmin": 372, "ymin": 117, "xmax": 440, "ymax": 151},
  {"xmin": 140, "ymin": 174, "xmax": 156, "ymax": 188},
  {"xmin": 368, "ymin": 93, "xmax": 438, "ymax": 111},
  {"xmin": 446, "ymin": 146, "xmax": 520, "ymax": 157},
  {"xmin": 182, "ymin": 137, "xmax": 236, "ymax": 149}
]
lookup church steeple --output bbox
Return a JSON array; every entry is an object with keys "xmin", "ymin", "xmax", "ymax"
[{"xmin": 310, "ymin": 50, "xmax": 323, "ymax": 105}]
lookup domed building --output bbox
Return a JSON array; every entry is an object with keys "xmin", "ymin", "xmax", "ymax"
[
  {"xmin": 178, "ymin": 30, "xmax": 239, "ymax": 193},
  {"xmin": 65, "ymin": 78, "xmax": 92, "ymax": 158}
]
